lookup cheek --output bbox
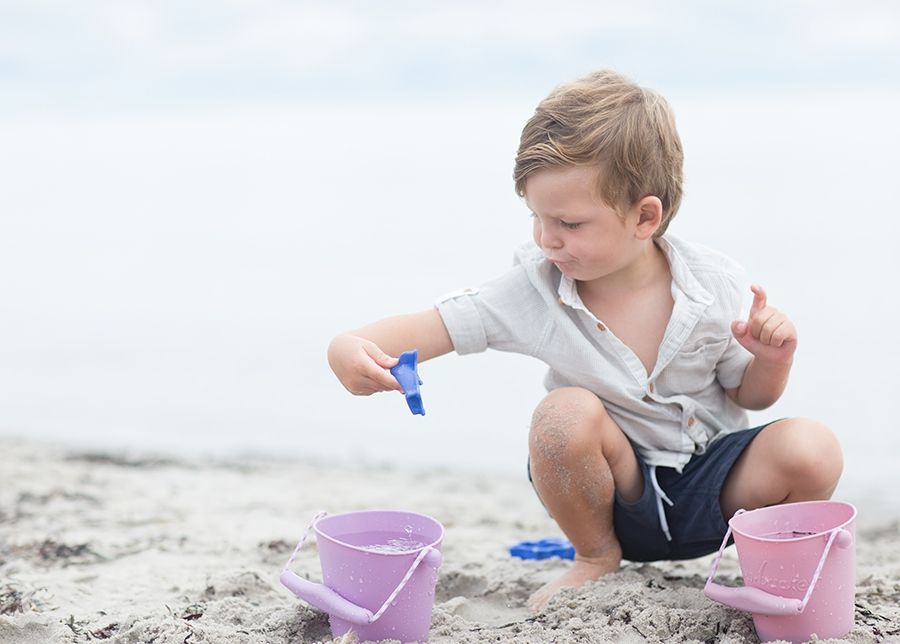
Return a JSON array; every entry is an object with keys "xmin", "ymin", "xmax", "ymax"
[{"xmin": 531, "ymin": 218, "xmax": 541, "ymax": 245}]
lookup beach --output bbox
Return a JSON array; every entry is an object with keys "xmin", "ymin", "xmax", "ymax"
[
  {"xmin": 0, "ymin": 437, "xmax": 898, "ymax": 644},
  {"xmin": 3, "ymin": 3, "xmax": 900, "ymax": 642}
]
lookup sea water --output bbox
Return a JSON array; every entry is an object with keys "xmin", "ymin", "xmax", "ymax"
[{"xmin": 2, "ymin": 96, "xmax": 900, "ymax": 512}]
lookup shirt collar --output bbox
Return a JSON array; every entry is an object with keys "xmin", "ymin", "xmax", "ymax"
[
  {"xmin": 556, "ymin": 271, "xmax": 582, "ymax": 309},
  {"xmin": 555, "ymin": 236, "xmax": 714, "ymax": 309},
  {"xmin": 655, "ymin": 236, "xmax": 714, "ymax": 305}
]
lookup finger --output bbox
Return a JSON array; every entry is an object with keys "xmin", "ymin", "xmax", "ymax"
[
  {"xmin": 349, "ymin": 383, "xmax": 377, "ymax": 396},
  {"xmin": 731, "ymin": 319, "xmax": 749, "ymax": 338},
  {"xmin": 760, "ymin": 316, "xmax": 785, "ymax": 345},
  {"xmin": 367, "ymin": 366, "xmax": 404, "ymax": 392},
  {"xmin": 749, "ymin": 284, "xmax": 768, "ymax": 318},
  {"xmin": 348, "ymin": 380, "xmax": 380, "ymax": 396},
  {"xmin": 750, "ymin": 307, "xmax": 777, "ymax": 340},
  {"xmin": 362, "ymin": 342, "xmax": 399, "ymax": 369},
  {"xmin": 353, "ymin": 371, "xmax": 402, "ymax": 395},
  {"xmin": 731, "ymin": 320, "xmax": 755, "ymax": 352},
  {"xmin": 771, "ymin": 323, "xmax": 797, "ymax": 348}
]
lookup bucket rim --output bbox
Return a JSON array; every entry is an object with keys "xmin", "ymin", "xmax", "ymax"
[
  {"xmin": 313, "ymin": 508, "xmax": 444, "ymax": 555},
  {"xmin": 728, "ymin": 500, "xmax": 857, "ymax": 543}
]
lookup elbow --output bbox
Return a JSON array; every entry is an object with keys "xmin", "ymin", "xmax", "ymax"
[
  {"xmin": 726, "ymin": 386, "xmax": 780, "ymax": 411},
  {"xmin": 737, "ymin": 393, "xmax": 782, "ymax": 411},
  {"xmin": 741, "ymin": 399, "xmax": 777, "ymax": 412}
]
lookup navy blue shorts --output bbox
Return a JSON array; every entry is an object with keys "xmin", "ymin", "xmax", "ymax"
[{"xmin": 528, "ymin": 423, "xmax": 772, "ymax": 563}]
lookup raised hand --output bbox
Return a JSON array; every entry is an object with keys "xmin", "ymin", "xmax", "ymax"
[{"xmin": 730, "ymin": 285, "xmax": 797, "ymax": 365}]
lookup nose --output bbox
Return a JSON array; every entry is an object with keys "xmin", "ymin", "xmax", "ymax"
[
  {"xmin": 540, "ymin": 226, "xmax": 562, "ymax": 250},
  {"xmin": 533, "ymin": 217, "xmax": 561, "ymax": 251}
]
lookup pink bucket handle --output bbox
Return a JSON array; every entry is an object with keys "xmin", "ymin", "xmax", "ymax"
[
  {"xmin": 279, "ymin": 511, "xmax": 443, "ymax": 625},
  {"xmin": 703, "ymin": 509, "xmax": 853, "ymax": 616}
]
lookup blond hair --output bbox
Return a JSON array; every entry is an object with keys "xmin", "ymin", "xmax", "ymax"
[{"xmin": 513, "ymin": 69, "xmax": 684, "ymax": 236}]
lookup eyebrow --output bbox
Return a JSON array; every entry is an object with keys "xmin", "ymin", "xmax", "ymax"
[{"xmin": 531, "ymin": 209, "xmax": 584, "ymax": 221}]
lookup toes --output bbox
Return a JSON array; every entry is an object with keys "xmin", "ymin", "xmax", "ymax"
[{"xmin": 526, "ymin": 589, "xmax": 549, "ymax": 614}]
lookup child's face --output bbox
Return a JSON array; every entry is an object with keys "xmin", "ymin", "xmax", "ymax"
[{"xmin": 525, "ymin": 165, "xmax": 645, "ymax": 282}]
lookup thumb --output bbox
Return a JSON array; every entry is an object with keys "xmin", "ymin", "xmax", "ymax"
[
  {"xmin": 363, "ymin": 342, "xmax": 399, "ymax": 369},
  {"xmin": 731, "ymin": 320, "xmax": 753, "ymax": 349}
]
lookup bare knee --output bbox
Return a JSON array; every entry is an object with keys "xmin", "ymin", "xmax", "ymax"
[
  {"xmin": 771, "ymin": 418, "xmax": 843, "ymax": 496},
  {"xmin": 529, "ymin": 387, "xmax": 608, "ymax": 466},
  {"xmin": 529, "ymin": 387, "xmax": 643, "ymax": 505}
]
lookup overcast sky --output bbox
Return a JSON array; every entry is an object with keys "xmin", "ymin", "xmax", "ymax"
[
  {"xmin": 2, "ymin": 2, "xmax": 899, "ymax": 480},
  {"xmin": 2, "ymin": 1, "xmax": 899, "ymax": 114}
]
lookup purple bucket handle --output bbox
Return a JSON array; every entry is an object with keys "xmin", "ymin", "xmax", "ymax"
[
  {"xmin": 280, "ymin": 571, "xmax": 374, "ymax": 624},
  {"xmin": 703, "ymin": 508, "xmax": 853, "ymax": 616},
  {"xmin": 280, "ymin": 511, "xmax": 443, "ymax": 625}
]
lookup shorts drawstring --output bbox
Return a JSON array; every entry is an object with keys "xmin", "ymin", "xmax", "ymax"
[{"xmin": 649, "ymin": 465, "xmax": 674, "ymax": 541}]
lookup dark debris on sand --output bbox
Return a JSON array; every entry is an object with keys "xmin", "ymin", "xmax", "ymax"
[
  {"xmin": 64, "ymin": 452, "xmax": 181, "ymax": 469},
  {"xmin": 0, "ymin": 586, "xmax": 26, "ymax": 616}
]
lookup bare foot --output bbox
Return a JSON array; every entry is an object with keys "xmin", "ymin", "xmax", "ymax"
[{"xmin": 526, "ymin": 554, "xmax": 620, "ymax": 613}]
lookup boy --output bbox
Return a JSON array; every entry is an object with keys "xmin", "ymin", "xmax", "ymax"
[{"xmin": 327, "ymin": 69, "xmax": 843, "ymax": 612}]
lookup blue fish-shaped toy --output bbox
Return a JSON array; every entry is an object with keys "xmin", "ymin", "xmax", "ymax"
[{"xmin": 390, "ymin": 350, "xmax": 425, "ymax": 416}]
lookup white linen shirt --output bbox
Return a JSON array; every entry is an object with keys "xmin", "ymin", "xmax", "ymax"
[{"xmin": 435, "ymin": 234, "xmax": 753, "ymax": 471}]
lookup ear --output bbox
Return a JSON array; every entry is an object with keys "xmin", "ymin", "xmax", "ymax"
[{"xmin": 633, "ymin": 196, "xmax": 663, "ymax": 240}]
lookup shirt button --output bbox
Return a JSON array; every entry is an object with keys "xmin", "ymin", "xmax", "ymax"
[
  {"xmin": 596, "ymin": 322, "xmax": 606, "ymax": 331},
  {"xmin": 687, "ymin": 416, "xmax": 696, "ymax": 427}
]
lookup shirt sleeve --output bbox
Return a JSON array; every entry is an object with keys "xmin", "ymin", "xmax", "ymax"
[
  {"xmin": 434, "ymin": 264, "xmax": 550, "ymax": 356},
  {"xmin": 433, "ymin": 287, "xmax": 487, "ymax": 354}
]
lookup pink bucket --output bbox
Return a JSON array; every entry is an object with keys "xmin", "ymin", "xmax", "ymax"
[
  {"xmin": 280, "ymin": 510, "xmax": 444, "ymax": 643},
  {"xmin": 704, "ymin": 500, "xmax": 856, "ymax": 643}
]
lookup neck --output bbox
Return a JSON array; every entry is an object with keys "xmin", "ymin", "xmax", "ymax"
[{"xmin": 578, "ymin": 240, "xmax": 669, "ymax": 300}]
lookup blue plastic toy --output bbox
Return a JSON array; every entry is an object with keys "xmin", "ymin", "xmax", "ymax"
[
  {"xmin": 509, "ymin": 537, "xmax": 575, "ymax": 560},
  {"xmin": 390, "ymin": 350, "xmax": 425, "ymax": 416}
]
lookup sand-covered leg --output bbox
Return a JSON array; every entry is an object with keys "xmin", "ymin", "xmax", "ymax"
[{"xmin": 526, "ymin": 387, "xmax": 643, "ymax": 612}]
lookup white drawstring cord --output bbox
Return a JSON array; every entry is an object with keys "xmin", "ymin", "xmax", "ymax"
[{"xmin": 649, "ymin": 465, "xmax": 674, "ymax": 541}]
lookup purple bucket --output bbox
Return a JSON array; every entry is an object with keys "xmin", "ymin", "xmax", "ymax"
[{"xmin": 281, "ymin": 510, "xmax": 444, "ymax": 643}]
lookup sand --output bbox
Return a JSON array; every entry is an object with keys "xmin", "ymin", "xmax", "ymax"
[{"xmin": 0, "ymin": 436, "xmax": 898, "ymax": 644}]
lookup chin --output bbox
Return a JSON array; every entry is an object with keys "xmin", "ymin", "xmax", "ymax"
[{"xmin": 568, "ymin": 267, "xmax": 606, "ymax": 282}]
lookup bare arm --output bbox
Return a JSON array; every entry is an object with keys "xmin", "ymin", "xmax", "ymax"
[
  {"xmin": 725, "ymin": 357, "xmax": 792, "ymax": 410},
  {"xmin": 327, "ymin": 308, "xmax": 454, "ymax": 396}
]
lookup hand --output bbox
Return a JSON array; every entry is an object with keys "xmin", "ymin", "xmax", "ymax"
[
  {"xmin": 730, "ymin": 285, "xmax": 797, "ymax": 365},
  {"xmin": 327, "ymin": 334, "xmax": 403, "ymax": 395}
]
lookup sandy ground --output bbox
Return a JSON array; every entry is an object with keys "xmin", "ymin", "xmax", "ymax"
[{"xmin": 0, "ymin": 436, "xmax": 898, "ymax": 643}]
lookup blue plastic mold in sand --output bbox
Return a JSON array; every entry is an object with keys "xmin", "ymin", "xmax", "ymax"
[
  {"xmin": 390, "ymin": 350, "xmax": 425, "ymax": 416},
  {"xmin": 509, "ymin": 538, "xmax": 575, "ymax": 560}
]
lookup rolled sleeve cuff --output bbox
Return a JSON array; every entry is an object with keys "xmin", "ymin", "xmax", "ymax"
[{"xmin": 435, "ymin": 290, "xmax": 488, "ymax": 355}]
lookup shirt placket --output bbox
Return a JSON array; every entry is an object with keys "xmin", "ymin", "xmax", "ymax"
[{"xmin": 648, "ymin": 274, "xmax": 713, "ymax": 448}]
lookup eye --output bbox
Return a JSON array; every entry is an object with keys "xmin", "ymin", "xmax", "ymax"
[{"xmin": 561, "ymin": 221, "xmax": 581, "ymax": 230}]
